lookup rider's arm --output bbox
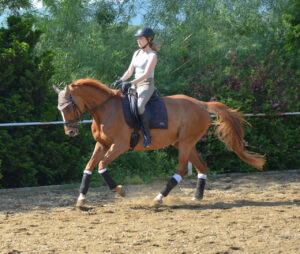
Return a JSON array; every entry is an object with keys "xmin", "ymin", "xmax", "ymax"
[
  {"xmin": 120, "ymin": 62, "xmax": 134, "ymax": 81},
  {"xmin": 131, "ymin": 53, "xmax": 157, "ymax": 86}
]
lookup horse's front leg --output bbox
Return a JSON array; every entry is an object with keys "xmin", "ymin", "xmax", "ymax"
[
  {"xmin": 98, "ymin": 143, "xmax": 127, "ymax": 197},
  {"xmin": 76, "ymin": 142, "xmax": 107, "ymax": 207},
  {"xmin": 189, "ymin": 148, "xmax": 207, "ymax": 200}
]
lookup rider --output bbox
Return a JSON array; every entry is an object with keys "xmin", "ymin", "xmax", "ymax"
[{"xmin": 112, "ymin": 27, "xmax": 160, "ymax": 148}]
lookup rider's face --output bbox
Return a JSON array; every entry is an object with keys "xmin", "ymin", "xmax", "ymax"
[{"xmin": 137, "ymin": 36, "xmax": 148, "ymax": 48}]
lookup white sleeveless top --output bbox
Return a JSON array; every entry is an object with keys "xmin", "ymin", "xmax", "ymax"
[{"xmin": 132, "ymin": 49, "xmax": 156, "ymax": 79}]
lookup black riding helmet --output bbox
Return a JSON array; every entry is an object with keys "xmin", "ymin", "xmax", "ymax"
[{"xmin": 135, "ymin": 27, "xmax": 155, "ymax": 37}]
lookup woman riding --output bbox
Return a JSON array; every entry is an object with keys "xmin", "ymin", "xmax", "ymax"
[{"xmin": 112, "ymin": 27, "xmax": 160, "ymax": 148}]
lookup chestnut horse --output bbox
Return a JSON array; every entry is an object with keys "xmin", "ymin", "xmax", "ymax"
[{"xmin": 53, "ymin": 78, "xmax": 265, "ymax": 207}]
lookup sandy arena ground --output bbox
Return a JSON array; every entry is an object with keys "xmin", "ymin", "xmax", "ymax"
[{"xmin": 0, "ymin": 171, "xmax": 299, "ymax": 254}]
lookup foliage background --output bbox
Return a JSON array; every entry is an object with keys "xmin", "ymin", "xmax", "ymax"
[{"xmin": 0, "ymin": 0, "xmax": 299, "ymax": 188}]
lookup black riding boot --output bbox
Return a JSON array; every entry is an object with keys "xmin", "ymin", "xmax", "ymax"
[{"xmin": 139, "ymin": 113, "xmax": 152, "ymax": 147}]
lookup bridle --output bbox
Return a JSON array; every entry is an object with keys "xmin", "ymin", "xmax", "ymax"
[
  {"xmin": 58, "ymin": 94, "xmax": 115, "ymax": 127},
  {"xmin": 58, "ymin": 94, "xmax": 83, "ymax": 127}
]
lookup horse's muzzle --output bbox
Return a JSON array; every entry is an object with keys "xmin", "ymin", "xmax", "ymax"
[{"xmin": 66, "ymin": 127, "xmax": 79, "ymax": 137}]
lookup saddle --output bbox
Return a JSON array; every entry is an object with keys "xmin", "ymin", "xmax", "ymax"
[{"xmin": 122, "ymin": 87, "xmax": 168, "ymax": 150}]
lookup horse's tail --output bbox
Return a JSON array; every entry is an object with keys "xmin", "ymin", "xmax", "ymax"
[{"xmin": 205, "ymin": 101, "xmax": 265, "ymax": 170}]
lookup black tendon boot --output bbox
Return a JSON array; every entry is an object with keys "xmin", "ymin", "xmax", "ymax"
[
  {"xmin": 194, "ymin": 178, "xmax": 206, "ymax": 200},
  {"xmin": 139, "ymin": 113, "xmax": 152, "ymax": 147}
]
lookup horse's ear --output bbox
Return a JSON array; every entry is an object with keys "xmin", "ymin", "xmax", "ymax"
[{"xmin": 52, "ymin": 85, "xmax": 61, "ymax": 94}]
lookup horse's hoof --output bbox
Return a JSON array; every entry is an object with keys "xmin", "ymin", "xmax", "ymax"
[
  {"xmin": 152, "ymin": 197, "xmax": 163, "ymax": 208},
  {"xmin": 76, "ymin": 199, "xmax": 85, "ymax": 208},
  {"xmin": 113, "ymin": 185, "xmax": 126, "ymax": 197},
  {"xmin": 191, "ymin": 195, "xmax": 203, "ymax": 201}
]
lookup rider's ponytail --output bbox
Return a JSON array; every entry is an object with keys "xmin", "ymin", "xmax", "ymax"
[
  {"xmin": 149, "ymin": 41, "xmax": 161, "ymax": 52},
  {"xmin": 147, "ymin": 36, "xmax": 161, "ymax": 52}
]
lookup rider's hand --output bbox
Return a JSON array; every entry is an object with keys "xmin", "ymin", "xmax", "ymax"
[
  {"xmin": 111, "ymin": 79, "xmax": 122, "ymax": 89},
  {"xmin": 121, "ymin": 82, "xmax": 132, "ymax": 93}
]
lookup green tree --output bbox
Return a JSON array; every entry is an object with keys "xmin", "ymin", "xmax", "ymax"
[
  {"xmin": 283, "ymin": 0, "xmax": 300, "ymax": 71},
  {"xmin": 94, "ymin": 1, "xmax": 116, "ymax": 27},
  {"xmin": 36, "ymin": 0, "xmax": 137, "ymax": 85},
  {"xmin": 140, "ymin": 0, "xmax": 289, "ymax": 95},
  {"xmin": 283, "ymin": 0, "xmax": 300, "ymax": 53},
  {"xmin": 0, "ymin": 15, "xmax": 92, "ymax": 188},
  {"xmin": 0, "ymin": 0, "xmax": 32, "ymax": 15}
]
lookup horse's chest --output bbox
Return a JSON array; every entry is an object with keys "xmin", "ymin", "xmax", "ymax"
[{"xmin": 92, "ymin": 124, "xmax": 112, "ymax": 145}]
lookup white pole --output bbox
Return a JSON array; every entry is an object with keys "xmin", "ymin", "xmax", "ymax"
[
  {"xmin": 188, "ymin": 161, "xmax": 193, "ymax": 175},
  {"xmin": 1, "ymin": 112, "xmax": 299, "ymax": 127},
  {"xmin": 0, "ymin": 119, "xmax": 93, "ymax": 127}
]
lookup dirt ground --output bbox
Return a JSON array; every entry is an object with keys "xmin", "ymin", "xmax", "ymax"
[{"xmin": 0, "ymin": 171, "xmax": 299, "ymax": 254}]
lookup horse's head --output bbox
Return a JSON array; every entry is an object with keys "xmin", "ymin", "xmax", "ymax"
[{"xmin": 53, "ymin": 84, "xmax": 84, "ymax": 137}]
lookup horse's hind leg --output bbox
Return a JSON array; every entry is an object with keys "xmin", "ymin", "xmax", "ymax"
[
  {"xmin": 98, "ymin": 142, "xmax": 127, "ymax": 197},
  {"xmin": 154, "ymin": 141, "xmax": 192, "ymax": 206},
  {"xmin": 189, "ymin": 148, "xmax": 208, "ymax": 200}
]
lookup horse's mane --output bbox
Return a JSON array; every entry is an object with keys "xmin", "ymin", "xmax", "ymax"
[{"xmin": 71, "ymin": 78, "xmax": 115, "ymax": 95}]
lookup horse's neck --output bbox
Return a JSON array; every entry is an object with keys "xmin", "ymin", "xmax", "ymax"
[{"xmin": 78, "ymin": 86, "xmax": 115, "ymax": 118}]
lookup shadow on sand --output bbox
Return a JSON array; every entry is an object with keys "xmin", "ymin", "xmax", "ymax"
[{"xmin": 131, "ymin": 199, "xmax": 300, "ymax": 212}]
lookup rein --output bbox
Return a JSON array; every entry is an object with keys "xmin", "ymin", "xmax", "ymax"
[
  {"xmin": 90, "ymin": 94, "xmax": 115, "ymax": 114},
  {"xmin": 60, "ymin": 94, "xmax": 115, "ymax": 126}
]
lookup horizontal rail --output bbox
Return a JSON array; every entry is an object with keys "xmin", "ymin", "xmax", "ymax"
[
  {"xmin": 243, "ymin": 112, "xmax": 300, "ymax": 117},
  {"xmin": 0, "ymin": 112, "xmax": 299, "ymax": 127},
  {"xmin": 0, "ymin": 120, "xmax": 93, "ymax": 127}
]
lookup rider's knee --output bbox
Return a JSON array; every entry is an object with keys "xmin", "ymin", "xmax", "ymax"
[{"xmin": 137, "ymin": 102, "xmax": 145, "ymax": 115}]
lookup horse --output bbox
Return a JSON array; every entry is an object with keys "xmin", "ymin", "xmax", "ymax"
[{"xmin": 53, "ymin": 78, "xmax": 265, "ymax": 208}]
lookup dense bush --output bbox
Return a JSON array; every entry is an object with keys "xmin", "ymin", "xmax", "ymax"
[{"xmin": 0, "ymin": 16, "xmax": 93, "ymax": 188}]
